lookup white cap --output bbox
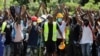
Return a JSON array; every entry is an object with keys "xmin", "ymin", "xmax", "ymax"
[
  {"xmin": 47, "ymin": 14, "xmax": 53, "ymax": 18},
  {"xmin": 39, "ymin": 14, "xmax": 48, "ymax": 22},
  {"xmin": 41, "ymin": 15, "xmax": 48, "ymax": 19}
]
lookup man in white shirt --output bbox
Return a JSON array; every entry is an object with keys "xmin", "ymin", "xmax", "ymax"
[
  {"xmin": 76, "ymin": 9, "xmax": 94, "ymax": 56},
  {"xmin": 80, "ymin": 19, "xmax": 93, "ymax": 56}
]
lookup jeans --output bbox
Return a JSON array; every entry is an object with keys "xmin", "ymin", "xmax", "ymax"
[
  {"xmin": 3, "ymin": 45, "xmax": 11, "ymax": 56},
  {"xmin": 0, "ymin": 34, "xmax": 4, "ymax": 56},
  {"xmin": 97, "ymin": 46, "xmax": 100, "ymax": 56},
  {"xmin": 26, "ymin": 46, "xmax": 39, "ymax": 56},
  {"xmin": 81, "ymin": 43, "xmax": 92, "ymax": 56},
  {"xmin": 67, "ymin": 41, "xmax": 81, "ymax": 56}
]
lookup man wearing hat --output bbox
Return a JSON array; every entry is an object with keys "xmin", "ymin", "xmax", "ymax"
[
  {"xmin": 27, "ymin": 16, "xmax": 41, "ymax": 56},
  {"xmin": 56, "ymin": 13, "xmax": 68, "ymax": 56}
]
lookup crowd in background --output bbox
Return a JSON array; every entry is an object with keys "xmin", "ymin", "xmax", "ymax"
[{"xmin": 0, "ymin": 2, "xmax": 100, "ymax": 56}]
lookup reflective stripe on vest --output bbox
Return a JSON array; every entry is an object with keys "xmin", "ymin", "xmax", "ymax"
[
  {"xmin": 1, "ymin": 21, "xmax": 7, "ymax": 33},
  {"xmin": 44, "ymin": 22, "xmax": 57, "ymax": 41},
  {"xmin": 65, "ymin": 26, "xmax": 70, "ymax": 44}
]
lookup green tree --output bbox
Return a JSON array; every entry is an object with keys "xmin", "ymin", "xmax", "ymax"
[
  {"xmin": 0, "ymin": 0, "xmax": 4, "ymax": 10},
  {"xmin": 13, "ymin": 0, "xmax": 30, "ymax": 5},
  {"xmin": 83, "ymin": 0, "xmax": 99, "ymax": 10},
  {"xmin": 95, "ymin": 0, "xmax": 100, "ymax": 3}
]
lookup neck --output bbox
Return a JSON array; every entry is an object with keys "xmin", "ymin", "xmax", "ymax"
[{"xmin": 48, "ymin": 21, "xmax": 53, "ymax": 23}]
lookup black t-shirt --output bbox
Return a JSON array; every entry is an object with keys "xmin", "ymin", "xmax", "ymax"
[
  {"xmin": 28, "ymin": 25, "xmax": 39, "ymax": 46},
  {"xmin": 4, "ymin": 23, "xmax": 12, "ymax": 45},
  {"xmin": 69, "ymin": 24, "xmax": 81, "ymax": 43},
  {"xmin": 43, "ymin": 22, "xmax": 58, "ymax": 42}
]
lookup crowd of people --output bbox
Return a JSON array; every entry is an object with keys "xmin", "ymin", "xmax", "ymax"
[{"xmin": 0, "ymin": 2, "xmax": 100, "ymax": 56}]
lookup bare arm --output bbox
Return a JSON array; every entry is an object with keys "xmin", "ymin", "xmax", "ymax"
[
  {"xmin": 87, "ymin": 10, "xmax": 94, "ymax": 26},
  {"xmin": 63, "ymin": 7, "xmax": 70, "ymax": 24},
  {"xmin": 53, "ymin": 6, "xmax": 59, "ymax": 20},
  {"xmin": 75, "ymin": 8, "xmax": 83, "ymax": 25},
  {"xmin": 35, "ymin": 3, "xmax": 42, "ymax": 17}
]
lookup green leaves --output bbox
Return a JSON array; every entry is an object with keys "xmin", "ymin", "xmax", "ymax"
[
  {"xmin": 0, "ymin": 0, "xmax": 4, "ymax": 10},
  {"xmin": 0, "ymin": 0, "xmax": 99, "ymax": 15},
  {"xmin": 82, "ymin": 0, "xmax": 99, "ymax": 10},
  {"xmin": 13, "ymin": 0, "xmax": 30, "ymax": 5}
]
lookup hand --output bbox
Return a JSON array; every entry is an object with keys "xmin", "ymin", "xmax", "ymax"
[
  {"xmin": 61, "ymin": 3, "xmax": 65, "ymax": 9},
  {"xmin": 75, "ymin": 8, "xmax": 78, "ymax": 14},
  {"xmin": 57, "ymin": 4, "xmax": 60, "ymax": 9},
  {"xmin": 41, "ymin": 2, "xmax": 46, "ymax": 9},
  {"xmin": 75, "ymin": 5, "xmax": 81, "ymax": 13},
  {"xmin": 21, "ymin": 5, "xmax": 27, "ymax": 16},
  {"xmin": 87, "ymin": 10, "xmax": 91, "ymax": 16},
  {"xmin": 66, "ymin": 8, "xmax": 69, "ymax": 16},
  {"xmin": 77, "ymin": 5, "xmax": 81, "ymax": 11}
]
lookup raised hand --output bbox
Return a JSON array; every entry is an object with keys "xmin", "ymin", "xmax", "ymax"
[
  {"xmin": 77, "ymin": 5, "xmax": 81, "ymax": 11},
  {"xmin": 57, "ymin": 4, "xmax": 60, "ymax": 9},
  {"xmin": 75, "ymin": 7, "xmax": 79, "ymax": 15},
  {"xmin": 41, "ymin": 2, "xmax": 46, "ymax": 9}
]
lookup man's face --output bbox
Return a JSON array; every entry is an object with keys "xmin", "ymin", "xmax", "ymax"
[
  {"xmin": 57, "ymin": 17, "xmax": 62, "ymax": 23},
  {"xmin": 48, "ymin": 16, "xmax": 53, "ymax": 23},
  {"xmin": 32, "ymin": 21, "xmax": 37, "ymax": 26},
  {"xmin": 84, "ymin": 19, "xmax": 89, "ymax": 26}
]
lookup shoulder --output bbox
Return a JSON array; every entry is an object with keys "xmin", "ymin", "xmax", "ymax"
[{"xmin": 62, "ymin": 21, "xmax": 66, "ymax": 23}]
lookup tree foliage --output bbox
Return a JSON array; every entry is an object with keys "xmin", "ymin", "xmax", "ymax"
[
  {"xmin": 0, "ymin": 0, "xmax": 100, "ymax": 15},
  {"xmin": 13, "ymin": 0, "xmax": 30, "ymax": 5},
  {"xmin": 0, "ymin": 0, "xmax": 4, "ymax": 10}
]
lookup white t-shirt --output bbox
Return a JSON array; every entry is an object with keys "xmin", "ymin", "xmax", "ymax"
[
  {"xmin": 57, "ymin": 21, "xmax": 67, "ymax": 39},
  {"xmin": 14, "ymin": 23, "xmax": 24, "ymax": 42},
  {"xmin": 80, "ymin": 26, "xmax": 93, "ymax": 44}
]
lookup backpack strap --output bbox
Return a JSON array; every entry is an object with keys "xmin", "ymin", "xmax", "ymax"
[{"xmin": 89, "ymin": 24, "xmax": 95, "ymax": 40}]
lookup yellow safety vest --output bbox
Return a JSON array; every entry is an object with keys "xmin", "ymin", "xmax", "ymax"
[
  {"xmin": 65, "ymin": 26, "xmax": 70, "ymax": 44},
  {"xmin": 44, "ymin": 22, "xmax": 57, "ymax": 42}
]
